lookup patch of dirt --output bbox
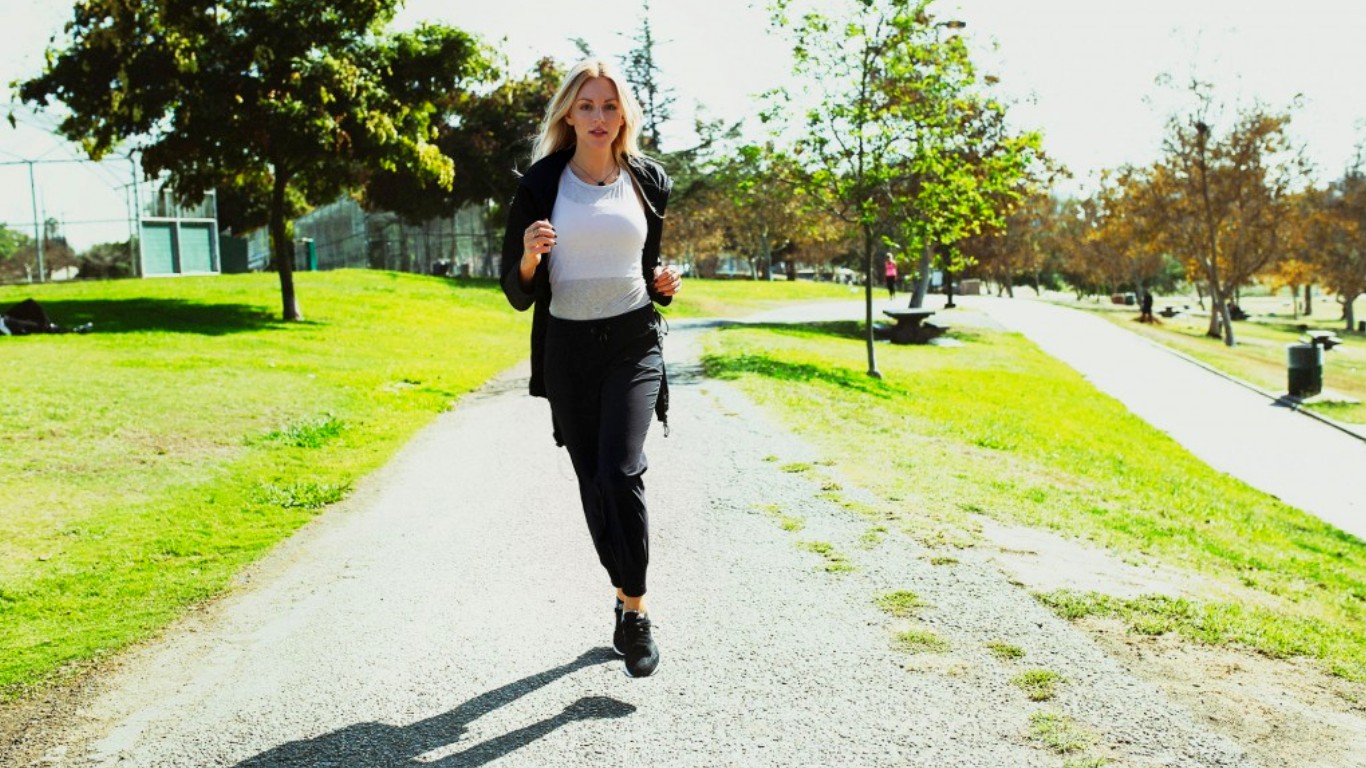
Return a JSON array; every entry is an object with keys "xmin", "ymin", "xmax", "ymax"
[
  {"xmin": 976, "ymin": 516, "xmax": 1201, "ymax": 601},
  {"xmin": 1083, "ymin": 616, "xmax": 1366, "ymax": 768},
  {"xmin": 0, "ymin": 675, "xmax": 96, "ymax": 767},
  {"xmin": 976, "ymin": 515, "xmax": 1366, "ymax": 768}
]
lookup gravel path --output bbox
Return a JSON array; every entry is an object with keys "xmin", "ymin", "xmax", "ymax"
[{"xmin": 21, "ymin": 318, "xmax": 1257, "ymax": 767}]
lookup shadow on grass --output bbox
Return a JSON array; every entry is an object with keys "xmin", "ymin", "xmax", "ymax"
[
  {"xmin": 736, "ymin": 320, "xmax": 868, "ymax": 341},
  {"xmin": 702, "ymin": 350, "xmax": 897, "ymax": 399},
  {"xmin": 7, "ymin": 298, "xmax": 286, "ymax": 336},
  {"xmin": 702, "ymin": 320, "xmax": 982, "ymax": 398}
]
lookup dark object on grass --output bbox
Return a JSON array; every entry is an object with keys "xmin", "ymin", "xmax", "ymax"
[{"xmin": 1, "ymin": 298, "xmax": 94, "ymax": 336}]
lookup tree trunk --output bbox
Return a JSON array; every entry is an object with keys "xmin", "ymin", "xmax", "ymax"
[
  {"xmin": 1289, "ymin": 285, "xmax": 1299, "ymax": 319},
  {"xmin": 1346, "ymin": 292, "xmax": 1359, "ymax": 332},
  {"xmin": 1193, "ymin": 127, "xmax": 1231, "ymax": 346},
  {"xmin": 270, "ymin": 166, "xmax": 302, "ymax": 321},
  {"xmin": 760, "ymin": 230, "xmax": 773, "ymax": 281},
  {"xmin": 910, "ymin": 240, "xmax": 933, "ymax": 308},
  {"xmin": 1218, "ymin": 301, "xmax": 1236, "ymax": 346},
  {"xmin": 1304, "ymin": 283, "xmax": 1313, "ymax": 316},
  {"xmin": 1204, "ymin": 279, "xmax": 1223, "ymax": 339},
  {"xmin": 863, "ymin": 225, "xmax": 880, "ymax": 379},
  {"xmin": 1207, "ymin": 276, "xmax": 1236, "ymax": 346}
]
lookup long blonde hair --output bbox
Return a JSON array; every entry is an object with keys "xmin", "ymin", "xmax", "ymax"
[{"xmin": 532, "ymin": 58, "xmax": 646, "ymax": 164}]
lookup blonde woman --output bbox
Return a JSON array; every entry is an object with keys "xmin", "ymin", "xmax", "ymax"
[{"xmin": 501, "ymin": 59, "xmax": 682, "ymax": 678}]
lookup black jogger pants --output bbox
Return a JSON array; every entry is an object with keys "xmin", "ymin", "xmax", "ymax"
[{"xmin": 544, "ymin": 304, "xmax": 663, "ymax": 598}]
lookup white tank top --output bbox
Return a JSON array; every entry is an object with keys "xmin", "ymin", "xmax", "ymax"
[{"xmin": 548, "ymin": 166, "xmax": 650, "ymax": 320}]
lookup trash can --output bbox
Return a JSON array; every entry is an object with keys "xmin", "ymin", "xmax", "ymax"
[{"xmin": 1287, "ymin": 343, "xmax": 1323, "ymax": 398}]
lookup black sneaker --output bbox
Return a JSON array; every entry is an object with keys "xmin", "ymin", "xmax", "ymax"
[
  {"xmin": 621, "ymin": 611, "xmax": 659, "ymax": 678},
  {"xmin": 612, "ymin": 599, "xmax": 625, "ymax": 656}
]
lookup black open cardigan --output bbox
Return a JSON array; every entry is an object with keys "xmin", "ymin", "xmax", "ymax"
[{"xmin": 500, "ymin": 147, "xmax": 674, "ymax": 434}]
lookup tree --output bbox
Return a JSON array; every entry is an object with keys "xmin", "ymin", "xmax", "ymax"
[
  {"xmin": 0, "ymin": 224, "xmax": 34, "ymax": 283},
  {"xmin": 0, "ymin": 219, "xmax": 77, "ymax": 284},
  {"xmin": 1135, "ymin": 92, "xmax": 1306, "ymax": 345},
  {"xmin": 963, "ymin": 191, "xmax": 1060, "ymax": 297},
  {"xmin": 1310, "ymin": 163, "xmax": 1366, "ymax": 332},
  {"xmin": 771, "ymin": 0, "xmax": 983, "ymax": 376},
  {"xmin": 623, "ymin": 0, "xmax": 675, "ymax": 152},
  {"xmin": 17, "ymin": 0, "xmax": 493, "ymax": 320},
  {"xmin": 364, "ymin": 57, "xmax": 563, "ymax": 227},
  {"xmin": 893, "ymin": 85, "xmax": 1045, "ymax": 310},
  {"xmin": 666, "ymin": 179, "xmax": 729, "ymax": 277},
  {"xmin": 768, "ymin": 0, "xmax": 1043, "ymax": 378},
  {"xmin": 655, "ymin": 112, "xmax": 741, "ymax": 274},
  {"xmin": 78, "ymin": 239, "xmax": 136, "ymax": 279},
  {"xmin": 0, "ymin": 225, "xmax": 30, "ymax": 262},
  {"xmin": 1269, "ymin": 190, "xmax": 1320, "ymax": 319},
  {"xmin": 710, "ymin": 145, "xmax": 811, "ymax": 280},
  {"xmin": 1093, "ymin": 169, "xmax": 1170, "ymax": 296},
  {"xmin": 1064, "ymin": 191, "xmax": 1128, "ymax": 298}
]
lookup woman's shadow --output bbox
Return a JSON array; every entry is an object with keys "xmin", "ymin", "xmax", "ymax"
[{"xmin": 232, "ymin": 648, "xmax": 630, "ymax": 767}]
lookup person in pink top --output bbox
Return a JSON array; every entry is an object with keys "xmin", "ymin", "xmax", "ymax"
[{"xmin": 884, "ymin": 252, "xmax": 898, "ymax": 298}]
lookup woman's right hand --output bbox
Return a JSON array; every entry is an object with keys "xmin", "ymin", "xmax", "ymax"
[
  {"xmin": 518, "ymin": 219, "xmax": 555, "ymax": 289},
  {"xmin": 522, "ymin": 220, "xmax": 556, "ymax": 269}
]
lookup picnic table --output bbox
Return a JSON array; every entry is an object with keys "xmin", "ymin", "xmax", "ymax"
[{"xmin": 882, "ymin": 308, "xmax": 943, "ymax": 344}]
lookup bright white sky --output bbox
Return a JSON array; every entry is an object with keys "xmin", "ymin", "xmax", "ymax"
[{"xmin": 3, "ymin": 0, "xmax": 1364, "ymax": 248}]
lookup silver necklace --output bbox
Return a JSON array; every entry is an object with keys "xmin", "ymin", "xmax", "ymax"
[{"xmin": 571, "ymin": 158, "xmax": 619, "ymax": 186}]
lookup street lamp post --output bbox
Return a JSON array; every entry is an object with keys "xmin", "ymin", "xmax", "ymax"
[
  {"xmin": 930, "ymin": 19, "xmax": 964, "ymax": 311},
  {"xmin": 26, "ymin": 160, "xmax": 45, "ymax": 283}
]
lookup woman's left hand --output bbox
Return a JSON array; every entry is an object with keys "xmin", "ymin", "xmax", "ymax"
[{"xmin": 653, "ymin": 265, "xmax": 683, "ymax": 297}]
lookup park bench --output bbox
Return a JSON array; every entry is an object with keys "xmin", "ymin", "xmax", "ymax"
[{"xmin": 882, "ymin": 308, "xmax": 944, "ymax": 344}]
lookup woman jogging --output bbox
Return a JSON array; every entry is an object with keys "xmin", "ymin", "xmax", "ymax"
[{"xmin": 500, "ymin": 59, "xmax": 682, "ymax": 678}]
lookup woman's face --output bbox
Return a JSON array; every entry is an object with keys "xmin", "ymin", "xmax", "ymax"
[{"xmin": 565, "ymin": 77, "xmax": 624, "ymax": 150}]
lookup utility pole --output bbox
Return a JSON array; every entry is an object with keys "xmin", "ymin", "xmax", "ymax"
[
  {"xmin": 129, "ymin": 153, "xmax": 143, "ymax": 277},
  {"xmin": 27, "ymin": 160, "xmax": 45, "ymax": 282}
]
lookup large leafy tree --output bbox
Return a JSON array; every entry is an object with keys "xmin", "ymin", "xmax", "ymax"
[
  {"xmin": 893, "ymin": 84, "xmax": 1044, "ymax": 310},
  {"xmin": 655, "ymin": 113, "xmax": 741, "ymax": 273},
  {"xmin": 365, "ymin": 57, "xmax": 563, "ymax": 227},
  {"xmin": 768, "ymin": 0, "xmax": 1041, "ymax": 377},
  {"xmin": 962, "ymin": 191, "xmax": 1066, "ymax": 297},
  {"xmin": 16, "ymin": 0, "xmax": 492, "ymax": 320},
  {"xmin": 1131, "ymin": 95, "xmax": 1306, "ymax": 345},
  {"xmin": 1268, "ymin": 189, "xmax": 1320, "ymax": 319},
  {"xmin": 711, "ymin": 145, "xmax": 809, "ymax": 280},
  {"xmin": 1309, "ymin": 164, "xmax": 1366, "ymax": 332}
]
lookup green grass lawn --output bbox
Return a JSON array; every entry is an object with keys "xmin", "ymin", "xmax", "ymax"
[
  {"xmin": 702, "ymin": 322, "xmax": 1366, "ymax": 683},
  {"xmin": 1073, "ymin": 298, "xmax": 1366, "ymax": 425},
  {"xmin": 0, "ymin": 271, "xmax": 527, "ymax": 699}
]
